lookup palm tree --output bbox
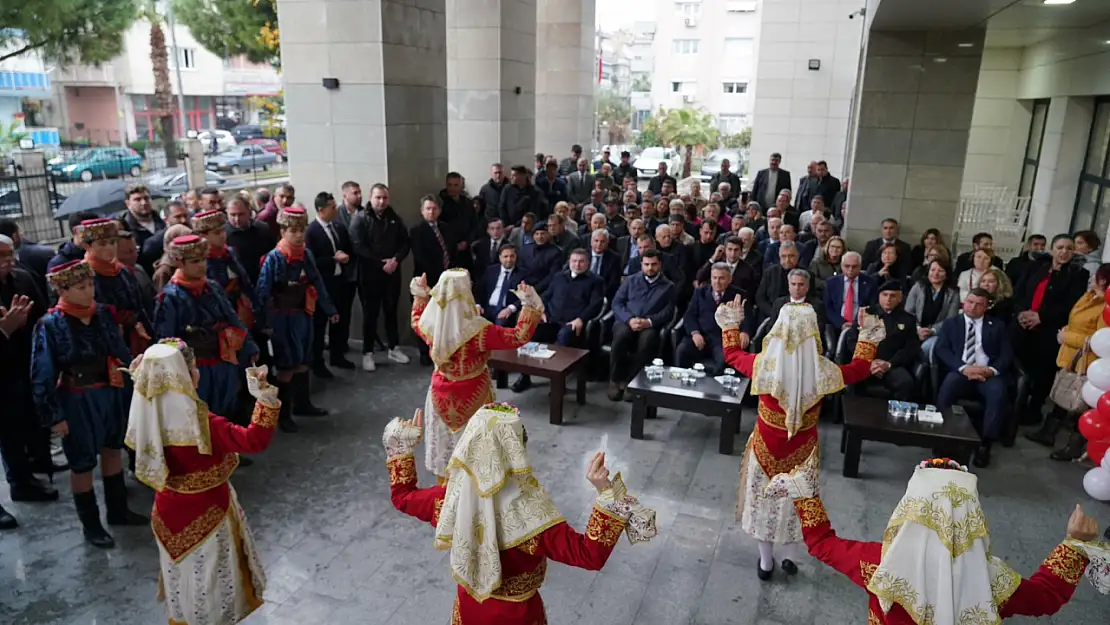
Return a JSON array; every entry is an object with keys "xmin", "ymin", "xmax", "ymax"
[
  {"xmin": 659, "ymin": 108, "xmax": 718, "ymax": 178},
  {"xmin": 596, "ymin": 91, "xmax": 632, "ymax": 145},
  {"xmin": 144, "ymin": 3, "xmax": 177, "ymax": 167}
]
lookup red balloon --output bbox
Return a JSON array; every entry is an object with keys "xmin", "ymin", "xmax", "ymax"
[
  {"xmin": 1098, "ymin": 393, "xmax": 1110, "ymax": 420},
  {"xmin": 1079, "ymin": 409, "xmax": 1110, "ymax": 441},
  {"xmin": 1089, "ymin": 441, "xmax": 1110, "ymax": 466}
]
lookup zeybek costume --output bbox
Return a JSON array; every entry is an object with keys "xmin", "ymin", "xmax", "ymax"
[
  {"xmin": 767, "ymin": 456, "xmax": 1110, "ymax": 624},
  {"xmin": 153, "ymin": 235, "xmax": 258, "ymax": 417},
  {"xmin": 76, "ymin": 218, "xmax": 153, "ymax": 356},
  {"xmin": 383, "ymin": 403, "xmax": 657, "ymax": 624},
  {"xmin": 31, "ymin": 260, "xmax": 142, "ymax": 546},
  {"xmin": 410, "ymin": 269, "xmax": 541, "ymax": 479},
  {"xmin": 126, "ymin": 340, "xmax": 276, "ymax": 625},
  {"xmin": 194, "ymin": 210, "xmax": 262, "ymax": 331},
  {"xmin": 715, "ymin": 302, "xmax": 882, "ymax": 576}
]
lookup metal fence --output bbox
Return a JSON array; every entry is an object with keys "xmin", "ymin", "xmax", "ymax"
[{"xmin": 0, "ymin": 156, "xmax": 68, "ymax": 242}]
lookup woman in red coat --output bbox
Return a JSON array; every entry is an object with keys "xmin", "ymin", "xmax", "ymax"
[
  {"xmin": 715, "ymin": 297, "xmax": 885, "ymax": 580},
  {"xmin": 125, "ymin": 338, "xmax": 279, "ymax": 624},
  {"xmin": 383, "ymin": 402, "xmax": 658, "ymax": 624},
  {"xmin": 766, "ymin": 455, "xmax": 1110, "ymax": 624}
]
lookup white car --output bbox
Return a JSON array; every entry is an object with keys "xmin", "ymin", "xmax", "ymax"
[
  {"xmin": 197, "ymin": 129, "xmax": 237, "ymax": 152},
  {"xmin": 632, "ymin": 147, "xmax": 682, "ymax": 180}
]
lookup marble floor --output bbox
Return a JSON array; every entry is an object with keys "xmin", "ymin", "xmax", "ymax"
[{"xmin": 2, "ymin": 358, "xmax": 1108, "ymax": 625}]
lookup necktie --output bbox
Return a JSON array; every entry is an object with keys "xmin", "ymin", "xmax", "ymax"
[
  {"xmin": 491, "ymin": 239, "xmax": 497, "ymax": 257},
  {"xmin": 842, "ymin": 277, "xmax": 854, "ymax": 322},
  {"xmin": 432, "ymin": 224, "xmax": 450, "ymax": 269},
  {"xmin": 325, "ymin": 222, "xmax": 338, "ymax": 251},
  {"xmin": 964, "ymin": 320, "xmax": 977, "ymax": 365},
  {"xmin": 714, "ymin": 291, "xmax": 721, "ymax": 304},
  {"xmin": 498, "ymin": 270, "xmax": 509, "ymax": 307},
  {"xmin": 591, "ymin": 255, "xmax": 600, "ymax": 274}
]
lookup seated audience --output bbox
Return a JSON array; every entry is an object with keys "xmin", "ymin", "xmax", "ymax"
[
  {"xmin": 769, "ymin": 268, "xmax": 826, "ymax": 338},
  {"xmin": 909, "ymin": 244, "xmax": 951, "ymax": 285},
  {"xmin": 858, "ymin": 281, "xmax": 919, "ymax": 400},
  {"xmin": 547, "ymin": 213, "xmax": 580, "ymax": 254},
  {"xmin": 1026, "ymin": 263, "xmax": 1110, "ymax": 459},
  {"xmin": 695, "ymin": 235, "xmax": 760, "ymax": 296},
  {"xmin": 1006, "ymin": 233, "xmax": 1046, "ymax": 284},
  {"xmin": 508, "ymin": 212, "xmax": 537, "ymax": 249},
  {"xmin": 809, "ymin": 234, "xmax": 845, "ymax": 295},
  {"xmin": 616, "ymin": 218, "xmax": 645, "ymax": 272},
  {"xmin": 954, "ymin": 232, "xmax": 1004, "ymax": 274},
  {"xmin": 905, "ymin": 260, "xmax": 959, "ymax": 363},
  {"xmin": 865, "ymin": 242, "xmax": 906, "ymax": 287},
  {"xmin": 980, "ymin": 267, "xmax": 1014, "ymax": 325},
  {"xmin": 824, "ymin": 251, "xmax": 876, "ymax": 351},
  {"xmin": 472, "ymin": 217, "xmax": 506, "ymax": 278},
  {"xmin": 517, "ymin": 223, "xmax": 562, "ymax": 293},
  {"xmin": 587, "ymin": 229, "xmax": 621, "ymax": 300},
  {"xmin": 957, "ymin": 248, "xmax": 995, "ymax": 302},
  {"xmin": 608, "ymin": 251, "xmax": 676, "ymax": 401},
  {"xmin": 935, "ymin": 288, "xmax": 1015, "ymax": 468},
  {"xmin": 764, "ymin": 224, "xmax": 812, "ymax": 268},
  {"xmin": 756, "ymin": 241, "xmax": 804, "ymax": 322},
  {"xmin": 676, "ymin": 263, "xmax": 753, "ymax": 373},
  {"xmin": 910, "ymin": 228, "xmax": 944, "ymax": 270},
  {"xmin": 475, "ymin": 244, "xmax": 523, "ymax": 325},
  {"xmin": 717, "ymin": 214, "xmax": 745, "ymax": 245},
  {"xmin": 691, "ymin": 221, "xmax": 719, "ymax": 271},
  {"xmin": 861, "ymin": 218, "xmax": 912, "ymax": 279}
]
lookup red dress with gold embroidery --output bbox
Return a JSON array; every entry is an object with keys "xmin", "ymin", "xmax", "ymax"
[
  {"xmin": 387, "ymin": 454, "xmax": 627, "ymax": 625},
  {"xmin": 151, "ymin": 402, "xmax": 278, "ymax": 565},
  {"xmin": 793, "ymin": 496, "xmax": 1089, "ymax": 624},
  {"xmin": 722, "ymin": 328, "xmax": 876, "ymax": 481},
  {"xmin": 410, "ymin": 295, "xmax": 540, "ymax": 433}
]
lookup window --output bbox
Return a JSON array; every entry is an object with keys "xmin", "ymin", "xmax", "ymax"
[
  {"xmin": 672, "ymin": 39, "xmax": 699, "ymax": 55},
  {"xmin": 722, "ymin": 82, "xmax": 748, "ymax": 94},
  {"xmin": 723, "ymin": 38, "xmax": 754, "ymax": 58},
  {"xmin": 129, "ymin": 94, "xmax": 216, "ymax": 141},
  {"xmin": 1071, "ymin": 98, "xmax": 1110, "ymax": 235},
  {"xmin": 726, "ymin": 1, "xmax": 758, "ymax": 12},
  {"xmin": 170, "ymin": 46, "xmax": 197, "ymax": 70},
  {"xmin": 672, "ymin": 81, "xmax": 681, "ymax": 92},
  {"xmin": 674, "ymin": 2, "xmax": 701, "ymax": 17},
  {"xmin": 1018, "ymin": 100, "xmax": 1049, "ymax": 198}
]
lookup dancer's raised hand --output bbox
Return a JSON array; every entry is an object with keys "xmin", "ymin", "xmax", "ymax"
[
  {"xmin": 383, "ymin": 408, "xmax": 425, "ymax": 457},
  {"xmin": 586, "ymin": 451, "xmax": 612, "ymax": 492}
]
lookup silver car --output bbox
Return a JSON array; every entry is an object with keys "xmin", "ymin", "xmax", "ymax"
[{"xmin": 632, "ymin": 147, "xmax": 681, "ymax": 179}]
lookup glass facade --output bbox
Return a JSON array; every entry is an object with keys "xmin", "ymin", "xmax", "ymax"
[
  {"xmin": 131, "ymin": 95, "xmax": 216, "ymax": 140},
  {"xmin": 1072, "ymin": 98, "xmax": 1110, "ymax": 235}
]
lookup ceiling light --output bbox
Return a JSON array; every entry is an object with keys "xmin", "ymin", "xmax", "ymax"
[
  {"xmin": 958, "ymin": 43, "xmax": 974, "ymax": 48},
  {"xmin": 934, "ymin": 57, "xmax": 948, "ymax": 63},
  {"xmin": 1042, "ymin": 0, "xmax": 1076, "ymax": 5}
]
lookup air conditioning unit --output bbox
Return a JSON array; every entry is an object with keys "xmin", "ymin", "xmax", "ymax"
[
  {"xmin": 684, "ymin": 18, "xmax": 697, "ymax": 27},
  {"xmin": 682, "ymin": 94, "xmax": 695, "ymax": 103}
]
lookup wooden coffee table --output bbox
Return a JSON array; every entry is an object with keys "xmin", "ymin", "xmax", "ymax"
[
  {"xmin": 489, "ymin": 346, "xmax": 591, "ymax": 425},
  {"xmin": 626, "ymin": 369, "xmax": 749, "ymax": 455},
  {"xmin": 840, "ymin": 395, "xmax": 981, "ymax": 478}
]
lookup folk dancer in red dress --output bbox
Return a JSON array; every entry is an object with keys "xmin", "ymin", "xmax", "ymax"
[
  {"xmin": 714, "ymin": 297, "xmax": 885, "ymax": 580},
  {"xmin": 409, "ymin": 269, "xmax": 542, "ymax": 482},
  {"xmin": 383, "ymin": 402, "xmax": 658, "ymax": 624},
  {"xmin": 765, "ymin": 455, "xmax": 1110, "ymax": 624},
  {"xmin": 125, "ymin": 339, "xmax": 278, "ymax": 625}
]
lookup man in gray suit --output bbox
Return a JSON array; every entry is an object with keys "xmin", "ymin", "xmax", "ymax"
[{"xmin": 566, "ymin": 158, "xmax": 595, "ymax": 206}]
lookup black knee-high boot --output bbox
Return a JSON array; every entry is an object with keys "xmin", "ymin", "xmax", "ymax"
[
  {"xmin": 73, "ymin": 490, "xmax": 114, "ymax": 548},
  {"xmin": 293, "ymin": 371, "xmax": 328, "ymax": 417},
  {"xmin": 104, "ymin": 472, "xmax": 148, "ymax": 526},
  {"xmin": 277, "ymin": 382, "xmax": 298, "ymax": 433}
]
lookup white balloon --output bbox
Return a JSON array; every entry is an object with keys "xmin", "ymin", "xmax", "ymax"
[
  {"xmin": 1083, "ymin": 467, "xmax": 1110, "ymax": 502},
  {"xmin": 1088, "ymin": 358, "xmax": 1110, "ymax": 391},
  {"xmin": 1083, "ymin": 381, "xmax": 1105, "ymax": 409},
  {"xmin": 1092, "ymin": 328, "xmax": 1110, "ymax": 359}
]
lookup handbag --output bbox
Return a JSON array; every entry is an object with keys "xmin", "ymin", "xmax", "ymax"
[{"xmin": 1050, "ymin": 342, "xmax": 1089, "ymax": 413}]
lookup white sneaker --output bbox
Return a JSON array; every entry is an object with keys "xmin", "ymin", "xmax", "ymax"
[
  {"xmin": 387, "ymin": 347, "xmax": 410, "ymax": 364},
  {"xmin": 362, "ymin": 353, "xmax": 377, "ymax": 372}
]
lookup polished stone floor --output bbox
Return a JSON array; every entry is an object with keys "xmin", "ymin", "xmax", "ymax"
[{"xmin": 2, "ymin": 356, "xmax": 1109, "ymax": 625}]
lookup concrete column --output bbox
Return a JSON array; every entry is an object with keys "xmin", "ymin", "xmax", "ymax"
[
  {"xmin": 1029, "ymin": 96, "xmax": 1094, "ymax": 237},
  {"xmin": 535, "ymin": 0, "xmax": 596, "ymax": 158},
  {"xmin": 277, "ymin": 0, "xmax": 448, "ymax": 224},
  {"xmin": 446, "ymin": 0, "xmax": 536, "ymax": 189},
  {"xmin": 846, "ymin": 30, "xmax": 984, "ymax": 248}
]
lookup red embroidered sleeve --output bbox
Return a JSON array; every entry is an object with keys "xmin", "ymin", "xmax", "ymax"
[
  {"xmin": 387, "ymin": 454, "xmax": 446, "ymax": 526},
  {"xmin": 208, "ymin": 404, "xmax": 276, "ymax": 455},
  {"xmin": 411, "ymin": 295, "xmax": 429, "ymax": 341},
  {"xmin": 724, "ymin": 346, "xmax": 756, "ymax": 377},
  {"xmin": 1001, "ymin": 543, "xmax": 1089, "ymax": 618},
  {"xmin": 539, "ymin": 506, "xmax": 627, "ymax": 571},
  {"xmin": 480, "ymin": 306, "xmax": 542, "ymax": 350},
  {"xmin": 794, "ymin": 497, "xmax": 882, "ymax": 589}
]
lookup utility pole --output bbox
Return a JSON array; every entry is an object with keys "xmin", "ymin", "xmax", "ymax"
[{"xmin": 165, "ymin": 6, "xmax": 189, "ymax": 135}]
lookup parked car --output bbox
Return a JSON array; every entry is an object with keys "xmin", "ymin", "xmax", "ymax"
[
  {"xmin": 699, "ymin": 150, "xmax": 743, "ymax": 182},
  {"xmin": 242, "ymin": 137, "xmax": 286, "ymax": 163},
  {"xmin": 145, "ymin": 168, "xmax": 230, "ymax": 197},
  {"xmin": 632, "ymin": 147, "xmax": 681, "ymax": 180},
  {"xmin": 229, "ymin": 124, "xmax": 264, "ymax": 141},
  {"xmin": 205, "ymin": 144, "xmax": 278, "ymax": 174},
  {"xmin": 48, "ymin": 147, "xmax": 144, "ymax": 182},
  {"xmin": 197, "ymin": 129, "xmax": 237, "ymax": 153}
]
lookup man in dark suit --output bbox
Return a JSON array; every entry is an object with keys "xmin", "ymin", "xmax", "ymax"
[
  {"xmin": 139, "ymin": 200, "xmax": 191, "ymax": 274},
  {"xmin": 646, "ymin": 162, "xmax": 677, "ymax": 196},
  {"xmin": 587, "ymin": 229, "xmax": 621, "ymax": 300},
  {"xmin": 763, "ymin": 224, "xmax": 814, "ymax": 269},
  {"xmin": 411, "ymin": 194, "xmax": 458, "ymax": 366},
  {"xmin": 118, "ymin": 183, "xmax": 166, "ymax": 253},
  {"xmin": 566, "ymin": 158, "xmax": 595, "ymax": 205},
  {"xmin": 824, "ymin": 251, "xmax": 876, "ymax": 349},
  {"xmin": 676, "ymin": 263, "xmax": 754, "ymax": 372},
  {"xmin": 471, "ymin": 217, "xmax": 506, "ymax": 279},
  {"xmin": 861, "ymin": 218, "xmax": 913, "ymax": 278},
  {"xmin": 695, "ymin": 235, "xmax": 760, "ymax": 297},
  {"xmin": 750, "ymin": 152, "xmax": 792, "ymax": 214},
  {"xmin": 859, "ymin": 281, "xmax": 919, "ymax": 400},
  {"xmin": 811, "ymin": 160, "xmax": 841, "ymax": 209},
  {"xmin": 517, "ymin": 223, "xmax": 563, "ymax": 294},
  {"xmin": 475, "ymin": 244, "xmax": 523, "ymax": 326},
  {"xmin": 935, "ymin": 288, "xmax": 1015, "ymax": 468},
  {"xmin": 769, "ymin": 268, "xmax": 827, "ymax": 338},
  {"xmin": 708, "ymin": 158, "xmax": 742, "ymax": 201},
  {"xmin": 0, "ymin": 234, "xmax": 56, "ymax": 527},
  {"xmin": 616, "ymin": 218, "xmax": 645, "ymax": 271},
  {"xmin": 755, "ymin": 241, "xmax": 806, "ymax": 323},
  {"xmin": 306, "ymin": 192, "xmax": 355, "ymax": 376},
  {"xmin": 1005, "ymin": 233, "xmax": 1046, "ymax": 285},
  {"xmin": 608, "ymin": 250, "xmax": 676, "ymax": 401},
  {"xmin": 547, "ymin": 214, "xmax": 581, "ymax": 256}
]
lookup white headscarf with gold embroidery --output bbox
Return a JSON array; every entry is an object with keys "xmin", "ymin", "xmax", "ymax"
[
  {"xmin": 867, "ymin": 467, "xmax": 1020, "ymax": 625},
  {"xmin": 433, "ymin": 403, "xmax": 564, "ymax": 602},
  {"xmin": 124, "ymin": 342, "xmax": 211, "ymax": 492},
  {"xmin": 418, "ymin": 269, "xmax": 490, "ymax": 366},
  {"xmin": 751, "ymin": 303, "xmax": 843, "ymax": 437}
]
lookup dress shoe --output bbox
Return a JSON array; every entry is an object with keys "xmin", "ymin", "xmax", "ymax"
[
  {"xmin": 1050, "ymin": 431, "xmax": 1087, "ymax": 462},
  {"xmin": 607, "ymin": 382, "xmax": 624, "ymax": 402},
  {"xmin": 757, "ymin": 558, "xmax": 774, "ymax": 582},
  {"xmin": 330, "ymin": 357, "xmax": 356, "ymax": 370},
  {"xmin": 972, "ymin": 444, "xmax": 991, "ymax": 469},
  {"xmin": 781, "ymin": 559, "xmax": 798, "ymax": 576},
  {"xmin": 511, "ymin": 375, "xmax": 532, "ymax": 393},
  {"xmin": 312, "ymin": 363, "xmax": 335, "ymax": 379},
  {"xmin": 10, "ymin": 478, "xmax": 59, "ymax": 502},
  {"xmin": 1025, "ymin": 413, "xmax": 1061, "ymax": 447},
  {"xmin": 0, "ymin": 504, "xmax": 17, "ymax": 530}
]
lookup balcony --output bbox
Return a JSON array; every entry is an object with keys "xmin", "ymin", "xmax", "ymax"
[{"xmin": 50, "ymin": 65, "xmax": 119, "ymax": 87}]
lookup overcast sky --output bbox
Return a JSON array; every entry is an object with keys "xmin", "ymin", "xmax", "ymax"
[{"xmin": 597, "ymin": 0, "xmax": 656, "ymax": 30}]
